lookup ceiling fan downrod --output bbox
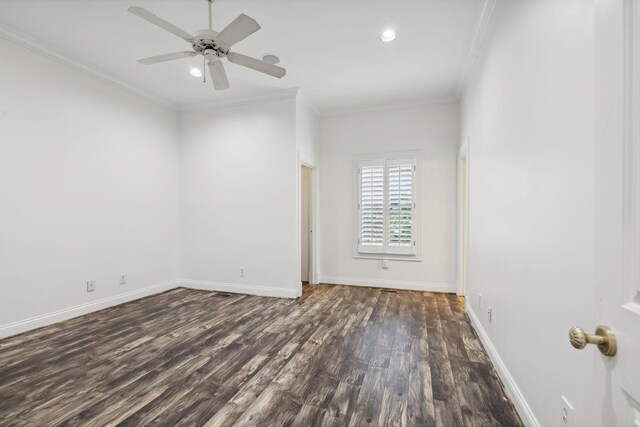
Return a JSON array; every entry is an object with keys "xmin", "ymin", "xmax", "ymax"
[
  {"xmin": 208, "ymin": 0, "xmax": 213, "ymax": 31},
  {"xmin": 204, "ymin": 0, "xmax": 212, "ymax": 84}
]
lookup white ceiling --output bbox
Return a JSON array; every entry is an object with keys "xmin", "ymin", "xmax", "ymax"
[{"xmin": 0, "ymin": 0, "xmax": 486, "ymax": 113}]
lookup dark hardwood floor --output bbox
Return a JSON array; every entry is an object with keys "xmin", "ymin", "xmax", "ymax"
[{"xmin": 0, "ymin": 284, "xmax": 522, "ymax": 426}]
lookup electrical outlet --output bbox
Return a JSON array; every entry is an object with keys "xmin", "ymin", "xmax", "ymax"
[
  {"xmin": 561, "ymin": 395, "xmax": 574, "ymax": 427},
  {"xmin": 87, "ymin": 280, "xmax": 96, "ymax": 292},
  {"xmin": 487, "ymin": 307, "xmax": 492, "ymax": 323},
  {"xmin": 381, "ymin": 259, "xmax": 388, "ymax": 269},
  {"xmin": 120, "ymin": 274, "xmax": 127, "ymax": 285},
  {"xmin": 478, "ymin": 293, "xmax": 482, "ymax": 309},
  {"xmin": 240, "ymin": 266, "xmax": 245, "ymax": 277}
]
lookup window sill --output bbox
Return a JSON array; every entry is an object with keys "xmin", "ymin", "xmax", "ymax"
[{"xmin": 353, "ymin": 254, "xmax": 422, "ymax": 262}]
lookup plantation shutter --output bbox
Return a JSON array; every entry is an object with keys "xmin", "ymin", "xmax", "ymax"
[
  {"xmin": 387, "ymin": 159, "xmax": 415, "ymax": 254},
  {"xmin": 358, "ymin": 160, "xmax": 385, "ymax": 253}
]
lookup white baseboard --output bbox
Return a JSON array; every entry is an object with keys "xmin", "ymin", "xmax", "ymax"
[
  {"xmin": 180, "ymin": 279, "xmax": 301, "ymax": 299},
  {"xmin": 319, "ymin": 275, "xmax": 456, "ymax": 293},
  {"xmin": 465, "ymin": 302, "xmax": 540, "ymax": 427},
  {"xmin": 0, "ymin": 279, "xmax": 181, "ymax": 340}
]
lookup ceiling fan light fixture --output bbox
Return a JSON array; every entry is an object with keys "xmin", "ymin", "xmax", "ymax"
[
  {"xmin": 189, "ymin": 68, "xmax": 203, "ymax": 77},
  {"xmin": 381, "ymin": 29, "xmax": 397, "ymax": 43}
]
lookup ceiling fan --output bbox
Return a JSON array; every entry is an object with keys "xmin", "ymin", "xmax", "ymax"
[{"xmin": 128, "ymin": 0, "xmax": 286, "ymax": 90}]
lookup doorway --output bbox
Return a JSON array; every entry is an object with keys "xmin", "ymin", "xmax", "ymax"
[
  {"xmin": 301, "ymin": 165, "xmax": 312, "ymax": 283},
  {"xmin": 457, "ymin": 138, "xmax": 469, "ymax": 296}
]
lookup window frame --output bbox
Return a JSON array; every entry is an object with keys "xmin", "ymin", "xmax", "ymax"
[{"xmin": 353, "ymin": 151, "xmax": 422, "ymax": 261}]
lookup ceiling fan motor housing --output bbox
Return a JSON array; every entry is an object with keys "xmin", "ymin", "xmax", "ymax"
[{"xmin": 192, "ymin": 30, "xmax": 228, "ymax": 57}]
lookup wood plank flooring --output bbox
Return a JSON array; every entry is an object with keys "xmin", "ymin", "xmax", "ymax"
[{"xmin": 0, "ymin": 284, "xmax": 522, "ymax": 426}]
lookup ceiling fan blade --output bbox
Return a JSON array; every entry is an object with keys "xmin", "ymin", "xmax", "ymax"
[
  {"xmin": 216, "ymin": 14, "xmax": 260, "ymax": 47},
  {"xmin": 207, "ymin": 59, "xmax": 230, "ymax": 90},
  {"xmin": 227, "ymin": 53, "xmax": 286, "ymax": 78},
  {"xmin": 137, "ymin": 51, "xmax": 197, "ymax": 65},
  {"xmin": 128, "ymin": 6, "xmax": 194, "ymax": 42}
]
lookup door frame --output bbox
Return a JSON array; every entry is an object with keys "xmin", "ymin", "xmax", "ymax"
[
  {"xmin": 297, "ymin": 153, "xmax": 319, "ymax": 294},
  {"xmin": 623, "ymin": 0, "xmax": 640, "ymax": 312},
  {"xmin": 457, "ymin": 137, "xmax": 470, "ymax": 296}
]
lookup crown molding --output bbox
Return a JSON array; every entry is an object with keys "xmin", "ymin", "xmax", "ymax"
[
  {"xmin": 0, "ymin": 21, "xmax": 179, "ymax": 112},
  {"xmin": 176, "ymin": 87, "xmax": 300, "ymax": 114},
  {"xmin": 456, "ymin": 0, "xmax": 497, "ymax": 98},
  {"xmin": 295, "ymin": 89, "xmax": 322, "ymax": 117},
  {"xmin": 320, "ymin": 95, "xmax": 459, "ymax": 118}
]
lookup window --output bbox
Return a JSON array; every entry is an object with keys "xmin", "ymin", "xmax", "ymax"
[{"xmin": 356, "ymin": 154, "xmax": 418, "ymax": 257}]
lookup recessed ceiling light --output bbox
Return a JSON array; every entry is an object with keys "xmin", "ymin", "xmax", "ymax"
[
  {"xmin": 381, "ymin": 29, "xmax": 397, "ymax": 43},
  {"xmin": 262, "ymin": 54, "xmax": 280, "ymax": 65},
  {"xmin": 189, "ymin": 68, "xmax": 202, "ymax": 77}
]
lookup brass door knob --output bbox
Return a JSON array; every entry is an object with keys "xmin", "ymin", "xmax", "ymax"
[{"xmin": 568, "ymin": 325, "xmax": 617, "ymax": 356}]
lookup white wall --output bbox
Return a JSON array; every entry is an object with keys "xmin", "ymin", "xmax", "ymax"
[
  {"xmin": 0, "ymin": 38, "xmax": 180, "ymax": 335},
  {"xmin": 460, "ymin": 1, "xmax": 596, "ymax": 425},
  {"xmin": 296, "ymin": 92, "xmax": 321, "ymax": 164},
  {"xmin": 319, "ymin": 103, "xmax": 459, "ymax": 291},
  {"xmin": 179, "ymin": 97, "xmax": 300, "ymax": 298}
]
